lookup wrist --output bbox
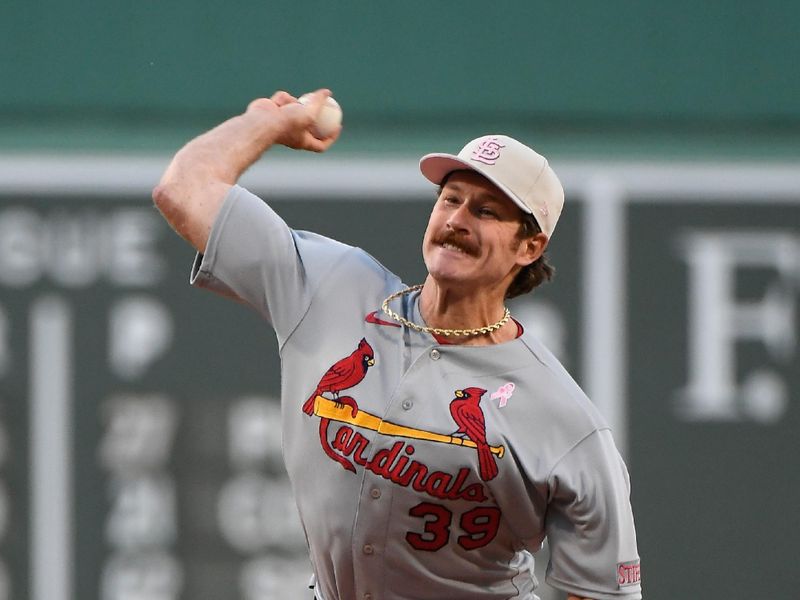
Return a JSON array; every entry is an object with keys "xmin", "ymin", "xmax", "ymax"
[{"xmin": 241, "ymin": 103, "xmax": 285, "ymax": 146}]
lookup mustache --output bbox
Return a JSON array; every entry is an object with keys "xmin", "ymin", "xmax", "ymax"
[{"xmin": 433, "ymin": 231, "xmax": 479, "ymax": 256}]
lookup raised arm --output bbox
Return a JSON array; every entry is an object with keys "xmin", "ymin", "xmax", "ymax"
[{"xmin": 152, "ymin": 89, "xmax": 340, "ymax": 253}]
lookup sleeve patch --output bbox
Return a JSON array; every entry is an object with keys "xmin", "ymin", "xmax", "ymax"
[{"xmin": 617, "ymin": 560, "xmax": 641, "ymax": 588}]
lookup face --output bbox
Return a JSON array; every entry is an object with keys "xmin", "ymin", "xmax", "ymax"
[{"xmin": 422, "ymin": 171, "xmax": 546, "ymax": 293}]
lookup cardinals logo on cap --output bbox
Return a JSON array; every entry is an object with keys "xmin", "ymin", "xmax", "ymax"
[{"xmin": 470, "ymin": 137, "xmax": 505, "ymax": 165}]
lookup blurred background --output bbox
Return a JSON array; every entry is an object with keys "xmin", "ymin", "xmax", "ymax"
[{"xmin": 1, "ymin": 2, "xmax": 799, "ymax": 599}]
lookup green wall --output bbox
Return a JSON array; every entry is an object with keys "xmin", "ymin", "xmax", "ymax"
[{"xmin": 2, "ymin": 1, "xmax": 799, "ymax": 156}]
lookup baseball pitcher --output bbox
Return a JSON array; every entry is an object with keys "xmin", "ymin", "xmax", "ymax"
[{"xmin": 154, "ymin": 89, "xmax": 641, "ymax": 600}]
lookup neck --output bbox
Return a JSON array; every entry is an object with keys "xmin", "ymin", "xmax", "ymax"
[{"xmin": 419, "ymin": 276, "xmax": 516, "ymax": 346}]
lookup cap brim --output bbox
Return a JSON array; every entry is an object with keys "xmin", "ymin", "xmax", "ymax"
[
  {"xmin": 419, "ymin": 153, "xmax": 533, "ymax": 216},
  {"xmin": 419, "ymin": 153, "xmax": 474, "ymax": 185}
]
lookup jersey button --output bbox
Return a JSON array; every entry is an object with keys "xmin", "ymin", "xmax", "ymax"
[
  {"xmin": 401, "ymin": 400, "xmax": 413, "ymax": 410},
  {"xmin": 370, "ymin": 488, "xmax": 381, "ymax": 499},
  {"xmin": 430, "ymin": 349, "xmax": 441, "ymax": 360},
  {"xmin": 363, "ymin": 544, "xmax": 374, "ymax": 555}
]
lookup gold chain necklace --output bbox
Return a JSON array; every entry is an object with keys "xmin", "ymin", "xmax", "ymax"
[{"xmin": 380, "ymin": 284, "xmax": 511, "ymax": 337}]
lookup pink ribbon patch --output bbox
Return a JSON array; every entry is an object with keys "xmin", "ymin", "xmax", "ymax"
[{"xmin": 491, "ymin": 382, "xmax": 515, "ymax": 407}]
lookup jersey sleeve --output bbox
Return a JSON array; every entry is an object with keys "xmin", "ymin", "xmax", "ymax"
[
  {"xmin": 544, "ymin": 428, "xmax": 642, "ymax": 599},
  {"xmin": 189, "ymin": 185, "xmax": 353, "ymax": 345}
]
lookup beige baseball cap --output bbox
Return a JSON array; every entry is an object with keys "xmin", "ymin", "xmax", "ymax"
[{"xmin": 419, "ymin": 135, "xmax": 564, "ymax": 238}]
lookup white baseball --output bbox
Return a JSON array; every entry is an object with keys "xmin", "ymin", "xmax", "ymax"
[{"xmin": 298, "ymin": 94, "xmax": 342, "ymax": 138}]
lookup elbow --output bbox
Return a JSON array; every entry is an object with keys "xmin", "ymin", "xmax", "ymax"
[
  {"xmin": 152, "ymin": 182, "xmax": 173, "ymax": 213},
  {"xmin": 151, "ymin": 178, "xmax": 220, "ymax": 254},
  {"xmin": 151, "ymin": 182, "xmax": 191, "ymax": 236},
  {"xmin": 152, "ymin": 182, "xmax": 185, "ymax": 223}
]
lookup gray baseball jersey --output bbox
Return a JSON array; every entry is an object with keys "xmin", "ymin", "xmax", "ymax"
[{"xmin": 191, "ymin": 185, "xmax": 641, "ymax": 600}]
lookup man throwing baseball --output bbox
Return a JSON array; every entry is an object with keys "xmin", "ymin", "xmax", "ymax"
[{"xmin": 154, "ymin": 89, "xmax": 641, "ymax": 600}]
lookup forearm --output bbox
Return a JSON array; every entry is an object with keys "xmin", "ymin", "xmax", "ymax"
[
  {"xmin": 153, "ymin": 89, "xmax": 338, "ymax": 253},
  {"xmin": 154, "ymin": 106, "xmax": 283, "ymax": 251},
  {"xmin": 160, "ymin": 107, "xmax": 282, "ymax": 193}
]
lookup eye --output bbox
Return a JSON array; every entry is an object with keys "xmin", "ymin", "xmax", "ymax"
[
  {"xmin": 478, "ymin": 206, "xmax": 497, "ymax": 218},
  {"xmin": 441, "ymin": 194, "xmax": 460, "ymax": 206}
]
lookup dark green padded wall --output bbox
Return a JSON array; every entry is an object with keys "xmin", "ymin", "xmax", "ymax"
[{"xmin": 2, "ymin": 2, "xmax": 798, "ymax": 126}]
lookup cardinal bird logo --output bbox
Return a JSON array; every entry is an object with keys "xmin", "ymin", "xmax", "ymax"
[
  {"xmin": 449, "ymin": 387, "xmax": 499, "ymax": 482},
  {"xmin": 303, "ymin": 338, "xmax": 375, "ymax": 417}
]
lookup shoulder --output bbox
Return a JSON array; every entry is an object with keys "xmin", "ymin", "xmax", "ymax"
[
  {"xmin": 311, "ymin": 242, "xmax": 401, "ymax": 296},
  {"xmin": 223, "ymin": 186, "xmax": 399, "ymax": 292},
  {"xmin": 517, "ymin": 330, "xmax": 608, "ymax": 430},
  {"xmin": 483, "ymin": 332, "xmax": 609, "ymax": 469}
]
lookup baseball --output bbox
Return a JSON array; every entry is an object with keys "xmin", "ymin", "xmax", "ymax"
[{"xmin": 298, "ymin": 94, "xmax": 342, "ymax": 139}]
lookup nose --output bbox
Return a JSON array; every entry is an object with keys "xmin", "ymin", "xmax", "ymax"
[{"xmin": 446, "ymin": 203, "xmax": 471, "ymax": 232}]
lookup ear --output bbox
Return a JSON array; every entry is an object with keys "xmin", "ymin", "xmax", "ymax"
[{"xmin": 516, "ymin": 232, "xmax": 549, "ymax": 267}]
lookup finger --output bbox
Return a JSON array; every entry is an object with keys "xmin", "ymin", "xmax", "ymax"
[
  {"xmin": 247, "ymin": 97, "xmax": 276, "ymax": 112},
  {"xmin": 271, "ymin": 90, "xmax": 297, "ymax": 107},
  {"xmin": 298, "ymin": 88, "xmax": 332, "ymax": 118},
  {"xmin": 292, "ymin": 126, "xmax": 340, "ymax": 153},
  {"xmin": 306, "ymin": 124, "xmax": 342, "ymax": 153}
]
